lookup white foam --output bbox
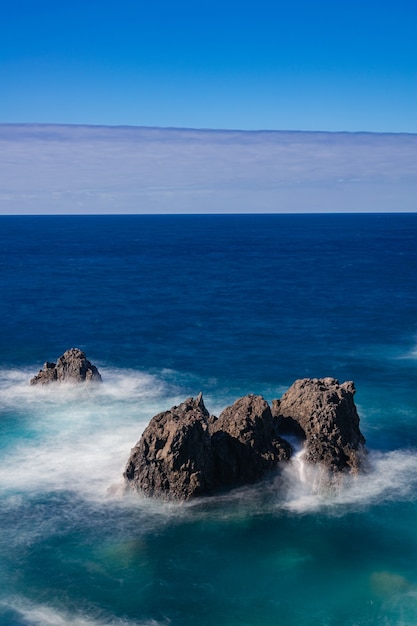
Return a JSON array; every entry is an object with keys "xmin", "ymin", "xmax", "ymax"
[
  {"xmin": 401, "ymin": 343, "xmax": 417, "ymax": 360},
  {"xmin": 282, "ymin": 448, "xmax": 417, "ymax": 514},
  {"xmin": 0, "ymin": 366, "xmax": 175, "ymax": 408},
  {"xmin": 1, "ymin": 596, "xmax": 166, "ymax": 626},
  {"xmin": 0, "ymin": 367, "xmax": 183, "ymax": 501},
  {"xmin": 2, "ymin": 366, "xmax": 417, "ymax": 515}
]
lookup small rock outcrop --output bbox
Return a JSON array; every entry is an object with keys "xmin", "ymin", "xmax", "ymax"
[
  {"xmin": 30, "ymin": 348, "xmax": 102, "ymax": 385},
  {"xmin": 272, "ymin": 377, "xmax": 365, "ymax": 472},
  {"xmin": 124, "ymin": 393, "xmax": 215, "ymax": 500}
]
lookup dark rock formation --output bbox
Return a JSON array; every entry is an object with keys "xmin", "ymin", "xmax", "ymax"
[
  {"xmin": 30, "ymin": 348, "xmax": 102, "ymax": 385},
  {"xmin": 210, "ymin": 394, "xmax": 291, "ymax": 486},
  {"xmin": 124, "ymin": 393, "xmax": 215, "ymax": 500},
  {"xmin": 124, "ymin": 378, "xmax": 366, "ymax": 501},
  {"xmin": 124, "ymin": 393, "xmax": 291, "ymax": 500},
  {"xmin": 272, "ymin": 377, "xmax": 365, "ymax": 472}
]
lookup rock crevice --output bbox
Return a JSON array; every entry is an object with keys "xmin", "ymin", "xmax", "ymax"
[{"xmin": 272, "ymin": 377, "xmax": 365, "ymax": 472}]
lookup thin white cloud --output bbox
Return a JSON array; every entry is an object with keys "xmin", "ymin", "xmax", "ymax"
[{"xmin": 0, "ymin": 124, "xmax": 416, "ymax": 214}]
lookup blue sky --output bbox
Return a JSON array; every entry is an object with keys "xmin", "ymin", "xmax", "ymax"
[
  {"xmin": 1, "ymin": 0, "xmax": 416, "ymax": 132},
  {"xmin": 1, "ymin": 1, "xmax": 416, "ymax": 214}
]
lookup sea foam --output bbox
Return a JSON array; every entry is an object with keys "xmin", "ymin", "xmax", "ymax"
[
  {"xmin": 0, "ymin": 596, "xmax": 166, "ymax": 626},
  {"xmin": 2, "ymin": 366, "xmax": 417, "ymax": 516},
  {"xmin": 0, "ymin": 367, "xmax": 182, "ymax": 501},
  {"xmin": 282, "ymin": 448, "xmax": 417, "ymax": 514}
]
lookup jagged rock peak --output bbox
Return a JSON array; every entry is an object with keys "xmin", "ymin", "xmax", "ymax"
[
  {"xmin": 124, "ymin": 393, "xmax": 214, "ymax": 500},
  {"xmin": 124, "ymin": 392, "xmax": 291, "ymax": 501},
  {"xmin": 272, "ymin": 377, "xmax": 366, "ymax": 472},
  {"xmin": 124, "ymin": 379, "xmax": 367, "ymax": 501},
  {"xmin": 30, "ymin": 348, "xmax": 102, "ymax": 385}
]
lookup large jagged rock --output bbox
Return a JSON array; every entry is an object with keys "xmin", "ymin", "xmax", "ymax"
[
  {"xmin": 124, "ymin": 393, "xmax": 215, "ymax": 500},
  {"xmin": 124, "ymin": 379, "xmax": 367, "ymax": 501},
  {"xmin": 272, "ymin": 377, "xmax": 365, "ymax": 472},
  {"xmin": 30, "ymin": 348, "xmax": 102, "ymax": 385},
  {"xmin": 124, "ymin": 393, "xmax": 291, "ymax": 500},
  {"xmin": 210, "ymin": 394, "xmax": 291, "ymax": 486}
]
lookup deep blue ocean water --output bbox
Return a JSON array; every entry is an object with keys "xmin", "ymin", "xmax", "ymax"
[{"xmin": 0, "ymin": 213, "xmax": 417, "ymax": 626}]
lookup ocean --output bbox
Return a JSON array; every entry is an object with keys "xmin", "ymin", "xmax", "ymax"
[{"xmin": 0, "ymin": 213, "xmax": 417, "ymax": 626}]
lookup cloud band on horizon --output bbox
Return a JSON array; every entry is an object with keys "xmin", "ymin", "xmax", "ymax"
[{"xmin": 0, "ymin": 124, "xmax": 416, "ymax": 214}]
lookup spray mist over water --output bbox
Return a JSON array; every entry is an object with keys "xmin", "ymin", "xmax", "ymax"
[
  {"xmin": 0, "ymin": 367, "xmax": 183, "ymax": 501},
  {"xmin": 280, "ymin": 447, "xmax": 417, "ymax": 514},
  {"xmin": 1, "ymin": 365, "xmax": 417, "ymax": 516}
]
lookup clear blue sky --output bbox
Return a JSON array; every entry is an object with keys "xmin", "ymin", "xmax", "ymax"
[{"xmin": 1, "ymin": 0, "xmax": 416, "ymax": 132}]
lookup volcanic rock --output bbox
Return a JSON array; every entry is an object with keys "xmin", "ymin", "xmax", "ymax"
[
  {"xmin": 209, "ymin": 394, "xmax": 291, "ymax": 486},
  {"xmin": 272, "ymin": 377, "xmax": 365, "ymax": 472},
  {"xmin": 124, "ymin": 393, "xmax": 215, "ymax": 500},
  {"xmin": 30, "ymin": 348, "xmax": 102, "ymax": 385},
  {"xmin": 124, "ymin": 379, "xmax": 367, "ymax": 501},
  {"xmin": 125, "ymin": 393, "xmax": 292, "ymax": 500}
]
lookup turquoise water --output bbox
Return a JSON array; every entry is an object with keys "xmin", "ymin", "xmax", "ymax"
[{"xmin": 0, "ymin": 214, "xmax": 417, "ymax": 625}]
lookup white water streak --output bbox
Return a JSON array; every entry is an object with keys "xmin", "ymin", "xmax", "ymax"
[
  {"xmin": 0, "ymin": 367, "xmax": 181, "ymax": 501},
  {"xmin": 282, "ymin": 448, "xmax": 417, "ymax": 513},
  {"xmin": 2, "ymin": 367, "xmax": 417, "ymax": 514},
  {"xmin": 1, "ymin": 597, "xmax": 166, "ymax": 626}
]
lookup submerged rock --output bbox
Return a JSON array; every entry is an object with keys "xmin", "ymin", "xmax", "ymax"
[
  {"xmin": 30, "ymin": 348, "xmax": 102, "ymax": 385},
  {"xmin": 272, "ymin": 377, "xmax": 365, "ymax": 472}
]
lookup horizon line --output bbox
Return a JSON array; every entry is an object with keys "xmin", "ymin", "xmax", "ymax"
[
  {"xmin": 1, "ymin": 211, "xmax": 416, "ymax": 217},
  {"xmin": 1, "ymin": 121, "xmax": 416, "ymax": 137}
]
